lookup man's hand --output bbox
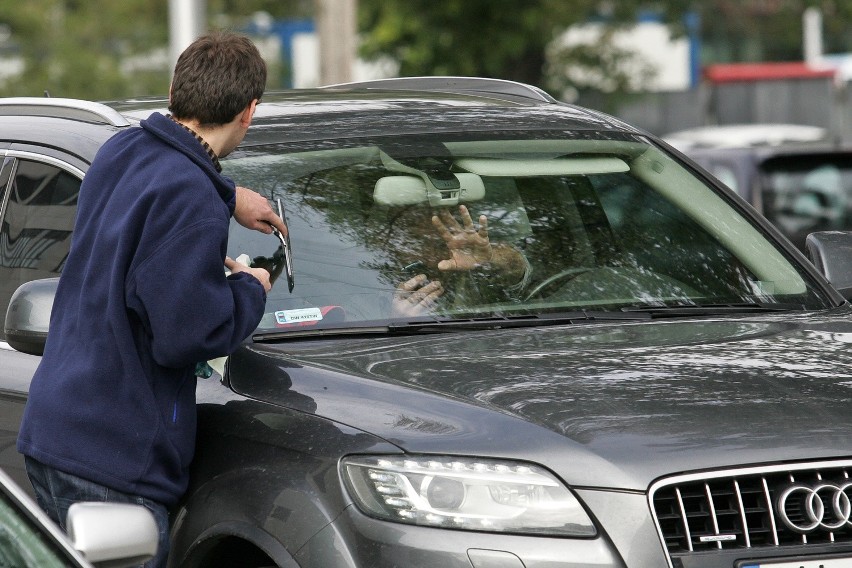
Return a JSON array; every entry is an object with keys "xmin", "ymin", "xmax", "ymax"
[
  {"xmin": 392, "ymin": 274, "xmax": 444, "ymax": 317},
  {"xmin": 234, "ymin": 186, "xmax": 287, "ymax": 235},
  {"xmin": 225, "ymin": 256, "xmax": 272, "ymax": 292},
  {"xmin": 432, "ymin": 205, "xmax": 493, "ymax": 271}
]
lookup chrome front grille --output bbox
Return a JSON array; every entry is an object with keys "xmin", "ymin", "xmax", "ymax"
[{"xmin": 650, "ymin": 461, "xmax": 852, "ymax": 560}]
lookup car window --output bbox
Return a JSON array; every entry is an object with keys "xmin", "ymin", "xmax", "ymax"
[
  {"xmin": 0, "ymin": 158, "xmax": 80, "ymax": 340},
  {"xmin": 760, "ymin": 154, "xmax": 852, "ymax": 250},
  {"xmin": 0, "ymin": 490, "xmax": 73, "ymax": 567},
  {"xmin": 223, "ymin": 132, "xmax": 830, "ymax": 334}
]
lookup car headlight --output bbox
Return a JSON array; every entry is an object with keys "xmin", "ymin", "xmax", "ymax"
[{"xmin": 341, "ymin": 455, "xmax": 596, "ymax": 537}]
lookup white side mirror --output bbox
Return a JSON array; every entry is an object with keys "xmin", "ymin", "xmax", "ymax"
[{"xmin": 67, "ymin": 502, "xmax": 158, "ymax": 568}]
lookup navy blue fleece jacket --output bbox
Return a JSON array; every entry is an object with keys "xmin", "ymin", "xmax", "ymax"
[{"xmin": 17, "ymin": 112, "xmax": 266, "ymax": 505}]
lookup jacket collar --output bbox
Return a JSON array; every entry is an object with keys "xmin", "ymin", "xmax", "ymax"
[{"xmin": 139, "ymin": 112, "xmax": 236, "ymax": 212}]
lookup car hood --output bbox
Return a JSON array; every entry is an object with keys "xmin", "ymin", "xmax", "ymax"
[{"xmin": 231, "ymin": 309, "xmax": 852, "ymax": 490}]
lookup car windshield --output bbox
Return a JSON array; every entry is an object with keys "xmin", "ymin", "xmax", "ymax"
[
  {"xmin": 760, "ymin": 153, "xmax": 852, "ymax": 249},
  {"xmin": 223, "ymin": 130, "xmax": 830, "ymax": 335}
]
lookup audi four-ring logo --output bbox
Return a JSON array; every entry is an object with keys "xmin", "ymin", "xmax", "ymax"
[{"xmin": 776, "ymin": 482, "xmax": 852, "ymax": 533}]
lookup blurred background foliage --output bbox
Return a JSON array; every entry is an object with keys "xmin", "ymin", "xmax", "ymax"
[
  {"xmin": 358, "ymin": 0, "xmax": 601, "ymax": 88},
  {"xmin": 0, "ymin": 0, "xmax": 851, "ymax": 101},
  {"xmin": 0, "ymin": 0, "xmax": 169, "ymax": 98}
]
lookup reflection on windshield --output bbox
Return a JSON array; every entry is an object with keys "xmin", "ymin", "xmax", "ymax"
[{"xmin": 223, "ymin": 133, "xmax": 826, "ymax": 333}]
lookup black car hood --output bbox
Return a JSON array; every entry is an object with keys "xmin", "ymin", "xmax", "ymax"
[{"xmin": 230, "ymin": 309, "xmax": 852, "ymax": 490}]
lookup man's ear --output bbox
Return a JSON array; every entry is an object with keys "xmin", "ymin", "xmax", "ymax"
[{"xmin": 239, "ymin": 99, "xmax": 258, "ymax": 128}]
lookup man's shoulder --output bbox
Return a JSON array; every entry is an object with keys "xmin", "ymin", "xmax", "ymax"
[
  {"xmin": 92, "ymin": 121, "xmax": 155, "ymax": 163},
  {"xmin": 93, "ymin": 121, "xmax": 197, "ymax": 174}
]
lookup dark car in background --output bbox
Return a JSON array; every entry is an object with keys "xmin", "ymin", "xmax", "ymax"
[
  {"xmin": 664, "ymin": 123, "xmax": 852, "ymax": 251},
  {"xmin": 6, "ymin": 79, "xmax": 852, "ymax": 567}
]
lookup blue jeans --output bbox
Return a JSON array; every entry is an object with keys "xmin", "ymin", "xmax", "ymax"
[{"xmin": 24, "ymin": 456, "xmax": 170, "ymax": 568}]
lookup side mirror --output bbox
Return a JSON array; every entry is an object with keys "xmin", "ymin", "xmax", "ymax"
[
  {"xmin": 4, "ymin": 277, "xmax": 59, "ymax": 356},
  {"xmin": 67, "ymin": 502, "xmax": 159, "ymax": 568},
  {"xmin": 805, "ymin": 231, "xmax": 852, "ymax": 300}
]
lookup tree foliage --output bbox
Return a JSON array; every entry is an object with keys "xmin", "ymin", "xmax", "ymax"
[
  {"xmin": 358, "ymin": 0, "xmax": 852, "ymax": 102},
  {"xmin": 358, "ymin": 0, "xmax": 604, "ymax": 89},
  {"xmin": 679, "ymin": 0, "xmax": 852, "ymax": 63},
  {"xmin": 0, "ymin": 0, "xmax": 306, "ymax": 98},
  {"xmin": 2, "ymin": 0, "xmax": 852, "ymax": 101},
  {"xmin": 0, "ymin": 0, "xmax": 169, "ymax": 98}
]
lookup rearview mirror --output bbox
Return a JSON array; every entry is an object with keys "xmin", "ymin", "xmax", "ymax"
[
  {"xmin": 4, "ymin": 277, "xmax": 58, "ymax": 356},
  {"xmin": 374, "ymin": 173, "xmax": 485, "ymax": 206}
]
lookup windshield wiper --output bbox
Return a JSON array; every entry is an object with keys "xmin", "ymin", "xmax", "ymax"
[
  {"xmin": 251, "ymin": 303, "xmax": 805, "ymax": 342},
  {"xmin": 622, "ymin": 302, "xmax": 804, "ymax": 318},
  {"xmin": 252, "ymin": 311, "xmax": 651, "ymax": 342},
  {"xmin": 387, "ymin": 311, "xmax": 652, "ymax": 333},
  {"xmin": 253, "ymin": 323, "xmax": 395, "ymax": 342}
]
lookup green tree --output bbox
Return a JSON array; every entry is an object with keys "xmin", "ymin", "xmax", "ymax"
[
  {"xmin": 681, "ymin": 0, "xmax": 852, "ymax": 64},
  {"xmin": 356, "ymin": 0, "xmax": 699, "ymax": 98},
  {"xmin": 0, "ymin": 0, "xmax": 170, "ymax": 98},
  {"xmin": 4, "ymin": 0, "xmax": 852, "ymax": 101},
  {"xmin": 358, "ymin": 0, "xmax": 852, "ymax": 104},
  {"xmin": 0, "ymin": 0, "xmax": 308, "ymax": 99},
  {"xmin": 359, "ymin": 0, "xmax": 601, "ymax": 90}
]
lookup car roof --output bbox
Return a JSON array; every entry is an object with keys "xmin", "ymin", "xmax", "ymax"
[
  {"xmin": 114, "ymin": 79, "xmax": 638, "ymax": 143},
  {"xmin": 0, "ymin": 100, "xmax": 125, "ymax": 165},
  {"xmin": 0, "ymin": 78, "xmax": 643, "ymax": 162},
  {"xmin": 248, "ymin": 90, "xmax": 634, "ymax": 145}
]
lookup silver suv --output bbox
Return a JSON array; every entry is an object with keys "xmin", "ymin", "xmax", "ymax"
[{"xmin": 4, "ymin": 79, "xmax": 852, "ymax": 567}]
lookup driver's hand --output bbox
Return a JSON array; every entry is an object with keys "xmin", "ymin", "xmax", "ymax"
[
  {"xmin": 432, "ymin": 205, "xmax": 493, "ymax": 271},
  {"xmin": 432, "ymin": 204, "xmax": 528, "ymax": 281},
  {"xmin": 392, "ymin": 274, "xmax": 443, "ymax": 317}
]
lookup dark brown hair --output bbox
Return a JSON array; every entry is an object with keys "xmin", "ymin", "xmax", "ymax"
[{"xmin": 169, "ymin": 31, "xmax": 267, "ymax": 125}]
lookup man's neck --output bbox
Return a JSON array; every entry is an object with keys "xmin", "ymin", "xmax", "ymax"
[
  {"xmin": 169, "ymin": 116, "xmax": 222, "ymax": 172},
  {"xmin": 173, "ymin": 118, "xmax": 223, "ymax": 155},
  {"xmin": 170, "ymin": 100, "xmax": 254, "ymax": 159}
]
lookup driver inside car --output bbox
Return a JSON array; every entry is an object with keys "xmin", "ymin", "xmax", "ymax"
[{"xmin": 391, "ymin": 204, "xmax": 531, "ymax": 317}]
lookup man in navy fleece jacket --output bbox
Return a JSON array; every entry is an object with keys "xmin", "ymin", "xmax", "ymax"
[{"xmin": 17, "ymin": 32, "xmax": 277, "ymax": 567}]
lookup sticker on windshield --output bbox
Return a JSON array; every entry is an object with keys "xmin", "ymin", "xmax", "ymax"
[{"xmin": 275, "ymin": 307, "xmax": 324, "ymax": 325}]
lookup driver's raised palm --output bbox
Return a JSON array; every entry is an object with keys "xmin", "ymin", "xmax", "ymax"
[{"xmin": 432, "ymin": 205, "xmax": 492, "ymax": 271}]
